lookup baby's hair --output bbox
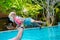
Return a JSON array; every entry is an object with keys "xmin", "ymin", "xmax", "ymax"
[{"xmin": 8, "ymin": 12, "xmax": 16, "ymax": 22}]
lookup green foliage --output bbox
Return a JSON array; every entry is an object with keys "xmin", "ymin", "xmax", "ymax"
[
  {"xmin": 0, "ymin": 0, "xmax": 43, "ymax": 19},
  {"xmin": 23, "ymin": 4, "xmax": 43, "ymax": 18}
]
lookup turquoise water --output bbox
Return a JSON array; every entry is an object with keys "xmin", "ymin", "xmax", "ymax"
[{"xmin": 0, "ymin": 25, "xmax": 60, "ymax": 40}]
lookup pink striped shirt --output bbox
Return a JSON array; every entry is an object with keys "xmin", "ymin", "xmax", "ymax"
[{"xmin": 14, "ymin": 16, "xmax": 22, "ymax": 25}]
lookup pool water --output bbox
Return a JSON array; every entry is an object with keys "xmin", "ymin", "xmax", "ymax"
[{"xmin": 0, "ymin": 25, "xmax": 60, "ymax": 40}]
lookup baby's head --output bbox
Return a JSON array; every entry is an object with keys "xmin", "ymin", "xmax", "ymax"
[
  {"xmin": 8, "ymin": 12, "xmax": 16, "ymax": 22},
  {"xmin": 9, "ymin": 12, "xmax": 16, "ymax": 18}
]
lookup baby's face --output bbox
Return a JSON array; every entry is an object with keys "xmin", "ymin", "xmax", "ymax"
[{"xmin": 11, "ymin": 13, "xmax": 16, "ymax": 18}]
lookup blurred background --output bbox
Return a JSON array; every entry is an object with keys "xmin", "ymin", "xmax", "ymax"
[{"xmin": 0, "ymin": 0, "xmax": 60, "ymax": 31}]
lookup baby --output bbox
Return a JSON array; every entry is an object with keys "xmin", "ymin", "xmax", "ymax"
[{"xmin": 9, "ymin": 12, "xmax": 46, "ymax": 40}]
